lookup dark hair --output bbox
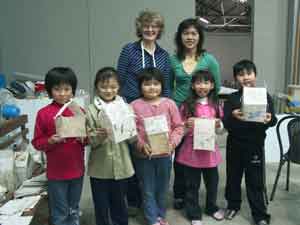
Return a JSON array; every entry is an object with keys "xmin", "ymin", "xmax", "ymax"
[
  {"xmin": 94, "ymin": 67, "xmax": 119, "ymax": 89},
  {"xmin": 138, "ymin": 67, "xmax": 164, "ymax": 96},
  {"xmin": 45, "ymin": 67, "xmax": 77, "ymax": 98},
  {"xmin": 233, "ymin": 59, "xmax": 257, "ymax": 78},
  {"xmin": 175, "ymin": 18, "xmax": 206, "ymax": 60},
  {"xmin": 185, "ymin": 70, "xmax": 220, "ymax": 117}
]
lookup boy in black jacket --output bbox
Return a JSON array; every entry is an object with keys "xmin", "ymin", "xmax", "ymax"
[{"xmin": 223, "ymin": 60, "xmax": 277, "ymax": 225}]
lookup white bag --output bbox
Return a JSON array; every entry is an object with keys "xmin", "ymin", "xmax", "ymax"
[
  {"xmin": 0, "ymin": 150, "xmax": 16, "ymax": 192},
  {"xmin": 95, "ymin": 96, "xmax": 137, "ymax": 143},
  {"xmin": 144, "ymin": 115, "xmax": 170, "ymax": 155},
  {"xmin": 193, "ymin": 118, "xmax": 215, "ymax": 151},
  {"xmin": 54, "ymin": 99, "xmax": 87, "ymax": 138}
]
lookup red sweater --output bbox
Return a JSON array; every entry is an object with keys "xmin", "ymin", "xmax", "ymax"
[{"xmin": 32, "ymin": 101, "xmax": 85, "ymax": 180}]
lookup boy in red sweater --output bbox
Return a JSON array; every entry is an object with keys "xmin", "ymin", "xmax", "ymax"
[{"xmin": 32, "ymin": 67, "xmax": 85, "ymax": 225}]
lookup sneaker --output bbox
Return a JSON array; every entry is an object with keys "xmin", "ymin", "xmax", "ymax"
[
  {"xmin": 211, "ymin": 209, "xmax": 225, "ymax": 221},
  {"xmin": 173, "ymin": 198, "xmax": 184, "ymax": 209},
  {"xmin": 224, "ymin": 209, "xmax": 239, "ymax": 220},
  {"xmin": 191, "ymin": 220, "xmax": 203, "ymax": 225},
  {"xmin": 256, "ymin": 220, "xmax": 269, "ymax": 225},
  {"xmin": 158, "ymin": 217, "xmax": 170, "ymax": 225}
]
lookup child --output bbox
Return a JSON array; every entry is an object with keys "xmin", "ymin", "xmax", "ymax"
[
  {"xmin": 86, "ymin": 67, "xmax": 135, "ymax": 225},
  {"xmin": 130, "ymin": 67, "xmax": 184, "ymax": 225},
  {"xmin": 176, "ymin": 70, "xmax": 225, "ymax": 225},
  {"xmin": 223, "ymin": 60, "xmax": 277, "ymax": 225},
  {"xmin": 32, "ymin": 67, "xmax": 85, "ymax": 225}
]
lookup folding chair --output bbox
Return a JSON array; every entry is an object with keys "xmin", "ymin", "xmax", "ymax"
[{"xmin": 270, "ymin": 114, "xmax": 300, "ymax": 201}]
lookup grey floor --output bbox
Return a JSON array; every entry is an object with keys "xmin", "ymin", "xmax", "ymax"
[{"xmin": 80, "ymin": 134, "xmax": 300, "ymax": 225}]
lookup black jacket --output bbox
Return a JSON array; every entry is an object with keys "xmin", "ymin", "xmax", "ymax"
[{"xmin": 223, "ymin": 89, "xmax": 277, "ymax": 146}]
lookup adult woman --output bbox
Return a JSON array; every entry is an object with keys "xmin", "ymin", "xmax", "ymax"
[
  {"xmin": 117, "ymin": 9, "xmax": 172, "ymax": 214},
  {"xmin": 117, "ymin": 9, "xmax": 172, "ymax": 103},
  {"xmin": 171, "ymin": 18, "xmax": 221, "ymax": 210}
]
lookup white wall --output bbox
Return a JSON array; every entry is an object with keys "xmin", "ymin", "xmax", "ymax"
[
  {"xmin": 0, "ymin": 0, "xmax": 194, "ymax": 93},
  {"xmin": 0, "ymin": 0, "xmax": 289, "ymax": 95},
  {"xmin": 205, "ymin": 33, "xmax": 252, "ymax": 82},
  {"xmin": 253, "ymin": 0, "xmax": 288, "ymax": 94},
  {"xmin": 0, "ymin": 1, "xmax": 91, "ymax": 90}
]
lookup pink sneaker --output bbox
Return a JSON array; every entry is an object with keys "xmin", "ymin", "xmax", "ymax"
[{"xmin": 158, "ymin": 217, "xmax": 170, "ymax": 225}]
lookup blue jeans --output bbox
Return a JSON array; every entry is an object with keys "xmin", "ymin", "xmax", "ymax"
[
  {"xmin": 134, "ymin": 156, "xmax": 172, "ymax": 225},
  {"xmin": 48, "ymin": 177, "xmax": 83, "ymax": 225}
]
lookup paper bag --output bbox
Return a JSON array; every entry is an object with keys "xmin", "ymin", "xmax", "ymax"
[
  {"xmin": 96, "ymin": 97, "xmax": 137, "ymax": 143},
  {"xmin": 0, "ymin": 150, "xmax": 16, "ymax": 192},
  {"xmin": 193, "ymin": 118, "xmax": 215, "ymax": 151},
  {"xmin": 144, "ymin": 115, "xmax": 170, "ymax": 155},
  {"xmin": 54, "ymin": 100, "xmax": 87, "ymax": 138},
  {"xmin": 242, "ymin": 87, "xmax": 267, "ymax": 122}
]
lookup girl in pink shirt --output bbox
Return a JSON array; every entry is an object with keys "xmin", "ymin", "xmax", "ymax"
[
  {"xmin": 130, "ymin": 68, "xmax": 184, "ymax": 225},
  {"xmin": 176, "ymin": 70, "xmax": 224, "ymax": 225}
]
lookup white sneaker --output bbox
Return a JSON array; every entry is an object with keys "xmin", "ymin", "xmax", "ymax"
[{"xmin": 191, "ymin": 220, "xmax": 203, "ymax": 225}]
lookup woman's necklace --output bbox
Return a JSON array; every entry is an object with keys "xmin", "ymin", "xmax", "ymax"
[{"xmin": 182, "ymin": 56, "xmax": 198, "ymax": 74}]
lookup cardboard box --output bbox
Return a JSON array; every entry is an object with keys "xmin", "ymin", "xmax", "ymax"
[
  {"xmin": 193, "ymin": 118, "xmax": 215, "ymax": 151},
  {"xmin": 144, "ymin": 115, "xmax": 170, "ymax": 155},
  {"xmin": 97, "ymin": 98, "xmax": 137, "ymax": 143},
  {"xmin": 242, "ymin": 87, "xmax": 267, "ymax": 122}
]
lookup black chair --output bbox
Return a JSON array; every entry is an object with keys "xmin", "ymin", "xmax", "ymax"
[{"xmin": 270, "ymin": 115, "xmax": 300, "ymax": 201}]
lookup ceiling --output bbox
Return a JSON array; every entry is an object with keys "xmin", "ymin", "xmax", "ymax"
[{"xmin": 195, "ymin": 0, "xmax": 252, "ymax": 32}]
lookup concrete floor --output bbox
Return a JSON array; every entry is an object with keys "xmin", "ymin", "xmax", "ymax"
[{"xmin": 79, "ymin": 135, "xmax": 300, "ymax": 225}]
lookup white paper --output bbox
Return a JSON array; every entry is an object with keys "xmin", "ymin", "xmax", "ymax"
[
  {"xmin": 0, "ymin": 215, "xmax": 33, "ymax": 225},
  {"xmin": 144, "ymin": 115, "xmax": 169, "ymax": 135},
  {"xmin": 0, "ymin": 195, "xmax": 40, "ymax": 216},
  {"xmin": 193, "ymin": 118, "xmax": 215, "ymax": 151},
  {"xmin": 98, "ymin": 98, "xmax": 137, "ymax": 143},
  {"xmin": 242, "ymin": 87, "xmax": 267, "ymax": 122}
]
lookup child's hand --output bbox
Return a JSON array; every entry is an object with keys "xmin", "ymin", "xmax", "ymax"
[
  {"xmin": 95, "ymin": 128, "xmax": 109, "ymax": 139},
  {"xmin": 232, "ymin": 109, "xmax": 244, "ymax": 121},
  {"xmin": 215, "ymin": 119, "xmax": 221, "ymax": 128},
  {"xmin": 186, "ymin": 117, "xmax": 196, "ymax": 128},
  {"xmin": 48, "ymin": 134, "xmax": 64, "ymax": 144},
  {"xmin": 142, "ymin": 143, "xmax": 152, "ymax": 156},
  {"xmin": 169, "ymin": 142, "xmax": 176, "ymax": 153},
  {"xmin": 264, "ymin": 113, "xmax": 272, "ymax": 123}
]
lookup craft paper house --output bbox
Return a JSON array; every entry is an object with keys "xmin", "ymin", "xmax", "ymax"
[
  {"xmin": 242, "ymin": 87, "xmax": 267, "ymax": 122},
  {"xmin": 99, "ymin": 100, "xmax": 137, "ymax": 143},
  {"xmin": 193, "ymin": 118, "xmax": 215, "ymax": 151},
  {"xmin": 144, "ymin": 115, "xmax": 170, "ymax": 155},
  {"xmin": 55, "ymin": 101, "xmax": 87, "ymax": 138}
]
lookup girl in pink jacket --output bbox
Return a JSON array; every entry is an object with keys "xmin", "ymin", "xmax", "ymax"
[{"xmin": 176, "ymin": 70, "xmax": 224, "ymax": 225}]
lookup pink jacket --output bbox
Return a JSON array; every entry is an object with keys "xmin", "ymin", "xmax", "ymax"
[
  {"xmin": 130, "ymin": 97, "xmax": 184, "ymax": 158},
  {"xmin": 176, "ymin": 102, "xmax": 223, "ymax": 168}
]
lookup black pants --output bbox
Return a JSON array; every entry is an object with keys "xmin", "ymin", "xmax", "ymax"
[
  {"xmin": 173, "ymin": 141, "xmax": 186, "ymax": 200},
  {"xmin": 127, "ymin": 144, "xmax": 142, "ymax": 208},
  {"xmin": 184, "ymin": 166, "xmax": 219, "ymax": 220},
  {"xmin": 90, "ymin": 177, "xmax": 128, "ymax": 225},
  {"xmin": 225, "ymin": 137, "xmax": 270, "ymax": 224}
]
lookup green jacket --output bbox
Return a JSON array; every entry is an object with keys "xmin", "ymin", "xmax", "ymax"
[
  {"xmin": 86, "ymin": 103, "xmax": 134, "ymax": 180},
  {"xmin": 171, "ymin": 52, "xmax": 221, "ymax": 107}
]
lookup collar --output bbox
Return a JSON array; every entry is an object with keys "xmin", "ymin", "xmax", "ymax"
[
  {"xmin": 133, "ymin": 40, "xmax": 163, "ymax": 54},
  {"xmin": 196, "ymin": 97, "xmax": 208, "ymax": 104}
]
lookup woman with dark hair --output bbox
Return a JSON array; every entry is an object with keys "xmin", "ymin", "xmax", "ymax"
[{"xmin": 171, "ymin": 18, "xmax": 221, "ymax": 210}]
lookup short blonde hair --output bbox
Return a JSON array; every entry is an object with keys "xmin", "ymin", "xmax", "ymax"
[{"xmin": 135, "ymin": 9, "xmax": 165, "ymax": 39}]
